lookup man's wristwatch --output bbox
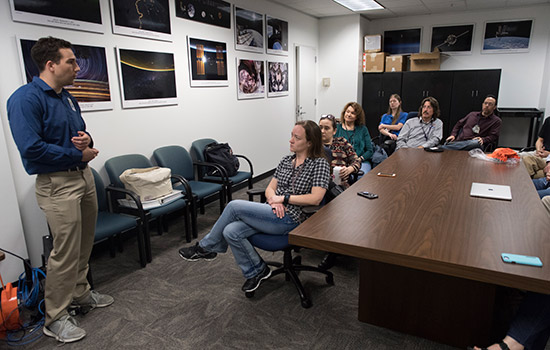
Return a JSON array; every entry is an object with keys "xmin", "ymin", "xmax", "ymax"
[{"xmin": 283, "ymin": 194, "xmax": 290, "ymax": 206}]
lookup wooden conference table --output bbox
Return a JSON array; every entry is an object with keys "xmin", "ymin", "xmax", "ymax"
[{"xmin": 289, "ymin": 148, "xmax": 550, "ymax": 348}]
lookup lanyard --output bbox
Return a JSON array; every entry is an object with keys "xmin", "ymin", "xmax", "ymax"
[{"xmin": 419, "ymin": 123, "xmax": 433, "ymax": 141}]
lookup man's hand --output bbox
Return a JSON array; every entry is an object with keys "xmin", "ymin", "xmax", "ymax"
[
  {"xmin": 72, "ymin": 131, "xmax": 91, "ymax": 151},
  {"xmin": 81, "ymin": 147, "xmax": 99, "ymax": 162},
  {"xmin": 446, "ymin": 135, "xmax": 455, "ymax": 143},
  {"xmin": 473, "ymin": 137, "xmax": 483, "ymax": 145},
  {"xmin": 544, "ymin": 162, "xmax": 550, "ymax": 176},
  {"xmin": 536, "ymin": 148, "xmax": 550, "ymax": 158}
]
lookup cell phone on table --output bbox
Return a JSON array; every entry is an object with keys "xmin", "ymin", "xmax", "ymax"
[
  {"xmin": 501, "ymin": 253, "xmax": 543, "ymax": 267},
  {"xmin": 357, "ymin": 191, "xmax": 378, "ymax": 199},
  {"xmin": 377, "ymin": 172, "xmax": 396, "ymax": 177}
]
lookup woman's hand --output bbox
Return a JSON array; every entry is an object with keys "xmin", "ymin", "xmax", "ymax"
[
  {"xmin": 271, "ymin": 203, "xmax": 286, "ymax": 218},
  {"xmin": 389, "ymin": 133, "xmax": 398, "ymax": 140},
  {"xmin": 267, "ymin": 195, "xmax": 283, "ymax": 205},
  {"xmin": 339, "ymin": 166, "xmax": 355, "ymax": 180}
]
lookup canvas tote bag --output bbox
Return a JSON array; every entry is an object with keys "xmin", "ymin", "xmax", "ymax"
[{"xmin": 119, "ymin": 167, "xmax": 172, "ymax": 201}]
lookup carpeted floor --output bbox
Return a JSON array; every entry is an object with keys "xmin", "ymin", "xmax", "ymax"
[{"xmin": 20, "ymin": 179, "xmax": 465, "ymax": 349}]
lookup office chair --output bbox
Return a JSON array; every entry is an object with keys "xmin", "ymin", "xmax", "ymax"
[
  {"xmin": 105, "ymin": 154, "xmax": 196, "ymax": 262},
  {"xmin": 91, "ymin": 168, "xmax": 146, "ymax": 267},
  {"xmin": 190, "ymin": 138, "xmax": 253, "ymax": 202},
  {"xmin": 378, "ymin": 111, "xmax": 417, "ymax": 156},
  {"xmin": 153, "ymin": 145, "xmax": 226, "ymax": 215}
]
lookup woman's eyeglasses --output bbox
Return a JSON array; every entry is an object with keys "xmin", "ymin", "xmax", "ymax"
[{"xmin": 320, "ymin": 114, "xmax": 335, "ymax": 120}]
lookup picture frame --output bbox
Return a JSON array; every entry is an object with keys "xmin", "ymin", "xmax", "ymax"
[
  {"xmin": 383, "ymin": 28, "xmax": 422, "ymax": 55},
  {"xmin": 187, "ymin": 37, "xmax": 229, "ymax": 87},
  {"xmin": 116, "ymin": 47, "xmax": 178, "ymax": 109},
  {"xmin": 9, "ymin": 0, "xmax": 103, "ymax": 33},
  {"xmin": 234, "ymin": 7, "xmax": 264, "ymax": 53},
  {"xmin": 236, "ymin": 58, "xmax": 265, "ymax": 100},
  {"xmin": 430, "ymin": 24, "xmax": 474, "ymax": 54},
  {"xmin": 110, "ymin": 0, "xmax": 172, "ymax": 42},
  {"xmin": 482, "ymin": 19, "xmax": 533, "ymax": 53},
  {"xmin": 176, "ymin": 0, "xmax": 231, "ymax": 29},
  {"xmin": 266, "ymin": 15, "xmax": 288, "ymax": 55},
  {"xmin": 17, "ymin": 37, "xmax": 113, "ymax": 112},
  {"xmin": 267, "ymin": 61, "xmax": 289, "ymax": 97}
]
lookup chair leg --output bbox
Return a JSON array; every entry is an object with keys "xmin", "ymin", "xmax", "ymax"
[
  {"xmin": 191, "ymin": 195, "xmax": 198, "ymax": 239},
  {"xmin": 108, "ymin": 236, "xmax": 116, "ymax": 258},
  {"xmin": 136, "ymin": 224, "xmax": 147, "ymax": 268},
  {"xmin": 144, "ymin": 216, "xmax": 153, "ymax": 263},
  {"xmin": 199, "ymin": 198, "xmax": 205, "ymax": 215},
  {"xmin": 285, "ymin": 266, "xmax": 312, "ymax": 308},
  {"xmin": 184, "ymin": 205, "xmax": 192, "ymax": 242}
]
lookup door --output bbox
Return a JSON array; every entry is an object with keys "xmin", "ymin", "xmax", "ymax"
[{"xmin": 296, "ymin": 45, "xmax": 317, "ymax": 122}]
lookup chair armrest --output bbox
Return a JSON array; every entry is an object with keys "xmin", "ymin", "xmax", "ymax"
[
  {"xmin": 302, "ymin": 205, "xmax": 322, "ymax": 215},
  {"xmin": 247, "ymin": 187, "xmax": 266, "ymax": 202},
  {"xmin": 520, "ymin": 146, "xmax": 535, "ymax": 153},
  {"xmin": 234, "ymin": 154, "xmax": 254, "ymax": 176},
  {"xmin": 105, "ymin": 185, "xmax": 147, "ymax": 223},
  {"xmin": 192, "ymin": 160, "xmax": 230, "ymax": 183}
]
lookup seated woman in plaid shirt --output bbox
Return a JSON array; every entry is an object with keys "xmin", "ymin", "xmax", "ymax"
[
  {"xmin": 319, "ymin": 114, "xmax": 361, "ymax": 188},
  {"xmin": 179, "ymin": 120, "xmax": 331, "ymax": 293}
]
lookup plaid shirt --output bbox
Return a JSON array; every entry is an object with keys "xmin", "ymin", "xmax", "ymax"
[{"xmin": 274, "ymin": 155, "xmax": 330, "ymax": 223}]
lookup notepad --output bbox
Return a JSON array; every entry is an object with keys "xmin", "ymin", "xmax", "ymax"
[{"xmin": 470, "ymin": 182, "xmax": 512, "ymax": 201}]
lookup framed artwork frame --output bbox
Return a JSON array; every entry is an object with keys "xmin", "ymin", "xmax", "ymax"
[
  {"xmin": 266, "ymin": 15, "xmax": 288, "ymax": 55},
  {"xmin": 176, "ymin": 0, "xmax": 231, "ymax": 29},
  {"xmin": 482, "ymin": 19, "xmax": 533, "ymax": 53},
  {"xmin": 17, "ymin": 37, "xmax": 112, "ymax": 112},
  {"xmin": 431, "ymin": 24, "xmax": 474, "ymax": 55},
  {"xmin": 383, "ymin": 28, "xmax": 422, "ymax": 55},
  {"xmin": 267, "ymin": 61, "xmax": 288, "ymax": 97},
  {"xmin": 116, "ymin": 47, "xmax": 178, "ymax": 109},
  {"xmin": 187, "ymin": 37, "xmax": 228, "ymax": 87},
  {"xmin": 234, "ymin": 7, "xmax": 264, "ymax": 53},
  {"xmin": 236, "ymin": 58, "xmax": 265, "ymax": 100},
  {"xmin": 9, "ymin": 0, "xmax": 103, "ymax": 33},
  {"xmin": 110, "ymin": 0, "xmax": 172, "ymax": 42}
]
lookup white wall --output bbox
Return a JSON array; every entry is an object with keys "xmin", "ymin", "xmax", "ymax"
[
  {"xmin": 367, "ymin": 4, "xmax": 550, "ymax": 111},
  {"xmin": 317, "ymin": 15, "xmax": 362, "ymax": 118},
  {"xmin": 0, "ymin": 0, "xmax": 319, "ymax": 268}
]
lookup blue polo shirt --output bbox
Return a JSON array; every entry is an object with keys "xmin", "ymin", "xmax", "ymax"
[
  {"xmin": 7, "ymin": 77, "xmax": 91, "ymax": 175},
  {"xmin": 379, "ymin": 112, "xmax": 408, "ymax": 136}
]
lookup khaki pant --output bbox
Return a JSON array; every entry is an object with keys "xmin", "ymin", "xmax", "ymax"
[
  {"xmin": 35, "ymin": 166, "xmax": 97, "ymax": 326},
  {"xmin": 522, "ymin": 155, "xmax": 547, "ymax": 179},
  {"xmin": 543, "ymin": 197, "xmax": 550, "ymax": 215}
]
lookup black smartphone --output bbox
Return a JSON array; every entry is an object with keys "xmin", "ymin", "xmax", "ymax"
[{"xmin": 357, "ymin": 191, "xmax": 378, "ymax": 199}]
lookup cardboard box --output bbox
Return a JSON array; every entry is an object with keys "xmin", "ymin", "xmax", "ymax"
[
  {"xmin": 410, "ymin": 49, "xmax": 440, "ymax": 71},
  {"xmin": 364, "ymin": 35, "xmax": 382, "ymax": 52},
  {"xmin": 363, "ymin": 52, "xmax": 387, "ymax": 73},
  {"xmin": 385, "ymin": 55, "xmax": 406, "ymax": 72}
]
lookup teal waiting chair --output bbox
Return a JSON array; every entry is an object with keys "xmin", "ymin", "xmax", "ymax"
[{"xmin": 190, "ymin": 138, "xmax": 253, "ymax": 202}]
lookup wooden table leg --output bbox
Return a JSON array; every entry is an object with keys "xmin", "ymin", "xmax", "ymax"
[{"xmin": 359, "ymin": 259, "xmax": 496, "ymax": 348}]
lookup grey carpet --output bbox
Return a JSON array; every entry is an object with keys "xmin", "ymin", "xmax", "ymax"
[{"xmin": 23, "ymin": 179, "xmax": 462, "ymax": 349}]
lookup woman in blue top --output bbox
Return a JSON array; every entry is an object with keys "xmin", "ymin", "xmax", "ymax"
[
  {"xmin": 378, "ymin": 94, "xmax": 408, "ymax": 155},
  {"xmin": 335, "ymin": 102, "xmax": 373, "ymax": 174}
]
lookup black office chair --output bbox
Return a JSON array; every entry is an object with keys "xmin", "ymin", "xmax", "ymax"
[
  {"xmin": 191, "ymin": 138, "xmax": 253, "ymax": 202},
  {"xmin": 378, "ymin": 111, "xmax": 417, "ymax": 156}
]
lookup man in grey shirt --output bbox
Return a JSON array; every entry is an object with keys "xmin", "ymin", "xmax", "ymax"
[{"xmin": 396, "ymin": 96, "xmax": 443, "ymax": 150}]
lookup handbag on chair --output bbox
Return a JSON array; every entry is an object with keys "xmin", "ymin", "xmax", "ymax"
[{"xmin": 119, "ymin": 167, "xmax": 173, "ymax": 201}]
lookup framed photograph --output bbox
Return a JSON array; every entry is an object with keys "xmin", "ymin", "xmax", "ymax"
[
  {"xmin": 267, "ymin": 61, "xmax": 288, "ymax": 97},
  {"xmin": 482, "ymin": 19, "xmax": 533, "ymax": 53},
  {"xmin": 187, "ymin": 37, "xmax": 228, "ymax": 87},
  {"xmin": 9, "ymin": 0, "xmax": 103, "ymax": 33},
  {"xmin": 110, "ymin": 0, "xmax": 172, "ymax": 42},
  {"xmin": 383, "ymin": 28, "xmax": 422, "ymax": 55},
  {"xmin": 176, "ymin": 0, "xmax": 231, "ymax": 29},
  {"xmin": 235, "ymin": 7, "xmax": 264, "ymax": 53},
  {"xmin": 266, "ymin": 16, "xmax": 288, "ymax": 55},
  {"xmin": 236, "ymin": 59, "xmax": 264, "ymax": 99},
  {"xmin": 116, "ymin": 48, "xmax": 177, "ymax": 109},
  {"xmin": 431, "ymin": 24, "xmax": 474, "ymax": 54},
  {"xmin": 17, "ymin": 38, "xmax": 112, "ymax": 112}
]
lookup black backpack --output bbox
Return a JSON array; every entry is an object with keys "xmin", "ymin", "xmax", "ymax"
[{"xmin": 204, "ymin": 142, "xmax": 240, "ymax": 177}]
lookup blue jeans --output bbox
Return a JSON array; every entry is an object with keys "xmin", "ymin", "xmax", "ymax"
[
  {"xmin": 508, "ymin": 292, "xmax": 550, "ymax": 350},
  {"xmin": 441, "ymin": 139, "xmax": 481, "ymax": 151},
  {"xmin": 199, "ymin": 200, "xmax": 298, "ymax": 279},
  {"xmin": 533, "ymin": 178, "xmax": 550, "ymax": 199},
  {"xmin": 361, "ymin": 161, "xmax": 372, "ymax": 174}
]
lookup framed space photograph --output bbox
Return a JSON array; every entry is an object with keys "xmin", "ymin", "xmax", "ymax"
[
  {"xmin": 187, "ymin": 37, "xmax": 228, "ymax": 87},
  {"xmin": 431, "ymin": 24, "xmax": 474, "ymax": 54},
  {"xmin": 235, "ymin": 7, "xmax": 264, "ymax": 53},
  {"xmin": 176, "ymin": 0, "xmax": 231, "ymax": 29},
  {"xmin": 266, "ymin": 16, "xmax": 288, "ymax": 55},
  {"xmin": 110, "ymin": 0, "xmax": 172, "ymax": 42},
  {"xmin": 267, "ymin": 61, "xmax": 288, "ymax": 97},
  {"xmin": 383, "ymin": 28, "xmax": 422, "ymax": 55},
  {"xmin": 482, "ymin": 19, "xmax": 533, "ymax": 53},
  {"xmin": 116, "ymin": 48, "xmax": 177, "ymax": 109},
  {"xmin": 9, "ymin": 0, "xmax": 103, "ymax": 33},
  {"xmin": 17, "ymin": 38, "xmax": 112, "ymax": 112},
  {"xmin": 236, "ymin": 59, "xmax": 265, "ymax": 100}
]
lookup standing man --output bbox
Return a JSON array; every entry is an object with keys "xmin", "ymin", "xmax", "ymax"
[
  {"xmin": 7, "ymin": 37, "xmax": 113, "ymax": 343},
  {"xmin": 396, "ymin": 96, "xmax": 443, "ymax": 150},
  {"xmin": 443, "ymin": 95, "xmax": 501, "ymax": 151}
]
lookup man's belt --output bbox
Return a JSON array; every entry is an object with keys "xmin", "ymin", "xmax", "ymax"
[{"xmin": 66, "ymin": 164, "xmax": 88, "ymax": 172}]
